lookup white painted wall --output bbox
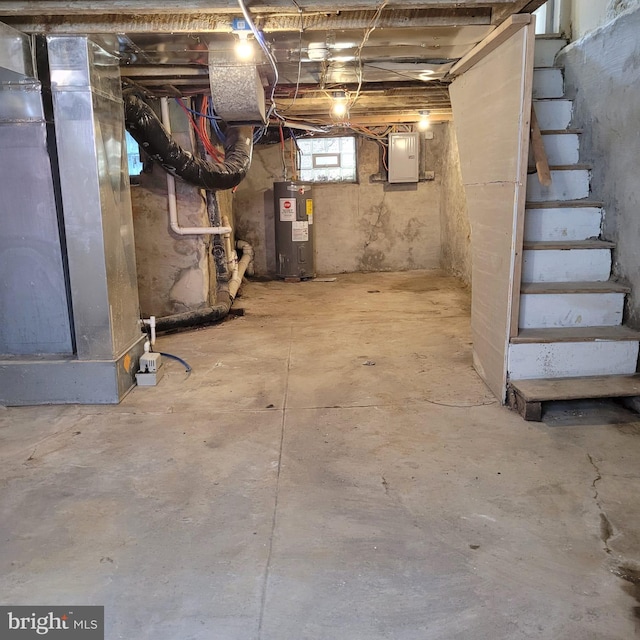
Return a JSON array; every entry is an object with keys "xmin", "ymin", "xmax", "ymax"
[
  {"xmin": 557, "ymin": 0, "xmax": 640, "ymax": 40},
  {"xmin": 570, "ymin": 0, "xmax": 609, "ymax": 39}
]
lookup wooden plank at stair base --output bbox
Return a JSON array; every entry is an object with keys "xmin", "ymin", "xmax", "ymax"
[
  {"xmin": 510, "ymin": 375, "xmax": 640, "ymax": 402},
  {"xmin": 507, "ymin": 386, "xmax": 542, "ymax": 421}
]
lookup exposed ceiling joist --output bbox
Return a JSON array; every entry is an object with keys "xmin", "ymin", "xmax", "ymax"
[
  {"xmin": 0, "ymin": 0, "xmax": 537, "ymax": 17},
  {"xmin": 0, "ymin": 0, "xmax": 546, "ymax": 126},
  {"xmin": 5, "ymin": 8, "xmax": 492, "ymax": 34}
]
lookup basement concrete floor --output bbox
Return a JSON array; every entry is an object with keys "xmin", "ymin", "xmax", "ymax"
[{"xmin": 2, "ymin": 270, "xmax": 640, "ymax": 640}]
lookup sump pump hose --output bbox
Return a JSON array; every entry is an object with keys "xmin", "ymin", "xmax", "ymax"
[{"xmin": 123, "ymin": 91, "xmax": 253, "ymax": 191}]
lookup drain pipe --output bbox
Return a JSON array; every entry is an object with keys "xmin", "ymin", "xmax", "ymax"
[
  {"xmin": 159, "ymin": 97, "xmax": 231, "ymax": 236},
  {"xmin": 154, "ymin": 240, "xmax": 254, "ymax": 332}
]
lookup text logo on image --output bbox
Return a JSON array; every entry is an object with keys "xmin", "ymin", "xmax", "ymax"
[{"xmin": 0, "ymin": 606, "xmax": 104, "ymax": 639}]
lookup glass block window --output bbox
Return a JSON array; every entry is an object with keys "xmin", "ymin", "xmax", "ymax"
[{"xmin": 298, "ymin": 136, "xmax": 357, "ymax": 183}]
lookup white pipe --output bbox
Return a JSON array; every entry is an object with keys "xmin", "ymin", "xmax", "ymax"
[
  {"xmin": 229, "ymin": 241, "xmax": 254, "ymax": 300},
  {"xmin": 221, "ymin": 215, "xmax": 236, "ymax": 273},
  {"xmin": 142, "ymin": 315, "xmax": 157, "ymax": 346},
  {"xmin": 159, "ymin": 97, "xmax": 231, "ymax": 236}
]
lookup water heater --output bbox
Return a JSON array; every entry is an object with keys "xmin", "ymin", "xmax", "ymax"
[{"xmin": 274, "ymin": 181, "xmax": 315, "ymax": 279}]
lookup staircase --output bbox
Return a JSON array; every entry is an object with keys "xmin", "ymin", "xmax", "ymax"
[{"xmin": 507, "ymin": 35, "xmax": 640, "ymax": 420}]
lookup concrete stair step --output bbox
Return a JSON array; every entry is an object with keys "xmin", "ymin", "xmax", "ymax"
[
  {"xmin": 508, "ymin": 328, "xmax": 640, "ymax": 381},
  {"xmin": 528, "ymin": 132, "xmax": 580, "ymax": 166},
  {"xmin": 534, "ymin": 37, "xmax": 567, "ymax": 68},
  {"xmin": 523, "ymin": 245, "xmax": 612, "ymax": 283},
  {"xmin": 526, "ymin": 168, "xmax": 590, "ymax": 202},
  {"xmin": 533, "ymin": 99, "xmax": 573, "ymax": 130},
  {"xmin": 533, "ymin": 68, "xmax": 564, "ymax": 99},
  {"xmin": 507, "ymin": 374, "xmax": 640, "ymax": 420},
  {"xmin": 519, "ymin": 279, "xmax": 629, "ymax": 330},
  {"xmin": 524, "ymin": 206, "xmax": 603, "ymax": 242},
  {"xmin": 519, "ymin": 291, "xmax": 625, "ymax": 329}
]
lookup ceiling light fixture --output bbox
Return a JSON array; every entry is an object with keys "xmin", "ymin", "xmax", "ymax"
[
  {"xmin": 234, "ymin": 32, "xmax": 254, "ymax": 61},
  {"xmin": 417, "ymin": 110, "xmax": 431, "ymax": 131},
  {"xmin": 331, "ymin": 90, "xmax": 348, "ymax": 118}
]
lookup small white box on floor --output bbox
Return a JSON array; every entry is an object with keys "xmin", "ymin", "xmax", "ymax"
[{"xmin": 136, "ymin": 367, "xmax": 164, "ymax": 386}]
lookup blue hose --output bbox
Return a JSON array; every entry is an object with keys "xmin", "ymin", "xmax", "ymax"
[{"xmin": 159, "ymin": 352, "xmax": 192, "ymax": 373}]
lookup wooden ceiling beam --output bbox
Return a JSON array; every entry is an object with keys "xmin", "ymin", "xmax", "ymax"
[
  {"xmin": 491, "ymin": 0, "xmax": 546, "ymax": 23},
  {"xmin": 0, "ymin": 1, "xmax": 537, "ymax": 18},
  {"xmin": 4, "ymin": 8, "xmax": 492, "ymax": 34}
]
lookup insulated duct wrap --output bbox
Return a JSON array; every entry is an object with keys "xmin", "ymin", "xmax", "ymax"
[{"xmin": 123, "ymin": 91, "xmax": 253, "ymax": 191}]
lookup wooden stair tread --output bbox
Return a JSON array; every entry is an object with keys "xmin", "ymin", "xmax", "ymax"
[
  {"xmin": 523, "ymin": 240, "xmax": 615, "ymax": 250},
  {"xmin": 509, "ymin": 375, "xmax": 640, "ymax": 402},
  {"xmin": 535, "ymin": 34, "xmax": 567, "ymax": 40},
  {"xmin": 521, "ymin": 280, "xmax": 631, "ymax": 294},
  {"xmin": 528, "ymin": 165, "xmax": 592, "ymax": 172},
  {"xmin": 526, "ymin": 200, "xmax": 603, "ymax": 209},
  {"xmin": 548, "ymin": 164, "xmax": 591, "ymax": 171},
  {"xmin": 528, "ymin": 164, "xmax": 591, "ymax": 172},
  {"xmin": 540, "ymin": 129, "xmax": 583, "ymax": 135},
  {"xmin": 512, "ymin": 326, "xmax": 640, "ymax": 344}
]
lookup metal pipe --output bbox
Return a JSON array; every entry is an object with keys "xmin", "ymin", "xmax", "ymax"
[{"xmin": 159, "ymin": 97, "xmax": 232, "ymax": 236}]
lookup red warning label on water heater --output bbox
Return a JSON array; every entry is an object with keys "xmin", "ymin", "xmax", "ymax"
[{"xmin": 279, "ymin": 198, "xmax": 296, "ymax": 222}]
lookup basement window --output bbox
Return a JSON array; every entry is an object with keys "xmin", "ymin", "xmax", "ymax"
[
  {"xmin": 298, "ymin": 136, "xmax": 357, "ymax": 183},
  {"xmin": 126, "ymin": 131, "xmax": 143, "ymax": 177}
]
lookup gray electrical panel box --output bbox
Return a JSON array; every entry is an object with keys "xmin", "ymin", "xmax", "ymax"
[{"xmin": 388, "ymin": 132, "xmax": 420, "ymax": 183}]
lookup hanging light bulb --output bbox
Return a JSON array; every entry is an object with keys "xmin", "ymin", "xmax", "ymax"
[
  {"xmin": 331, "ymin": 90, "xmax": 348, "ymax": 118},
  {"xmin": 234, "ymin": 32, "xmax": 254, "ymax": 61},
  {"xmin": 417, "ymin": 110, "xmax": 431, "ymax": 131}
]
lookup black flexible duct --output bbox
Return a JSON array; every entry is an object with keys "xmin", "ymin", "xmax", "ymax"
[
  {"xmin": 154, "ymin": 291, "xmax": 233, "ymax": 332},
  {"xmin": 123, "ymin": 91, "xmax": 253, "ymax": 191}
]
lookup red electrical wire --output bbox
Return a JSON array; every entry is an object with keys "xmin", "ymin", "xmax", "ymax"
[{"xmin": 175, "ymin": 97, "xmax": 224, "ymax": 163}]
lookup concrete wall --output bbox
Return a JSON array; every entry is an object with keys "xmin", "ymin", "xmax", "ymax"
[
  {"xmin": 233, "ymin": 128, "xmax": 446, "ymax": 276},
  {"xmin": 558, "ymin": 5, "xmax": 640, "ymax": 326},
  {"xmin": 131, "ymin": 100, "xmax": 214, "ymax": 318},
  {"xmin": 439, "ymin": 122, "xmax": 471, "ymax": 285}
]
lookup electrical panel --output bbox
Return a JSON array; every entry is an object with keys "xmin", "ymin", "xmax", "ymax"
[{"xmin": 388, "ymin": 132, "xmax": 420, "ymax": 183}]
